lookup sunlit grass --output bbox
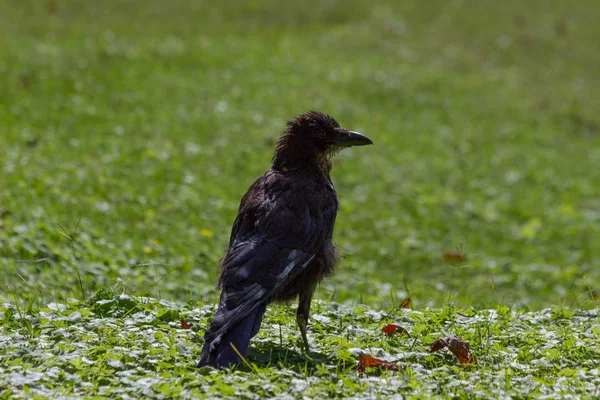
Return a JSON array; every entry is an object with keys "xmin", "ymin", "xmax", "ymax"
[
  {"xmin": 0, "ymin": 1, "xmax": 599, "ymax": 397},
  {"xmin": 1, "ymin": 0, "xmax": 598, "ymax": 310},
  {"xmin": 1, "ymin": 293, "xmax": 599, "ymax": 398}
]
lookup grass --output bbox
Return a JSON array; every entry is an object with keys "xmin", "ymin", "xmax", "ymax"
[
  {"xmin": 0, "ymin": 0, "xmax": 599, "ymax": 398},
  {"xmin": 1, "ymin": 293, "xmax": 599, "ymax": 398}
]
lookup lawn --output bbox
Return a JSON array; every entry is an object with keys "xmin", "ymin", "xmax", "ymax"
[{"xmin": 1, "ymin": 0, "xmax": 599, "ymax": 398}]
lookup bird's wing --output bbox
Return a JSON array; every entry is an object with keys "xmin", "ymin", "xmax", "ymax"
[
  {"xmin": 204, "ymin": 173, "xmax": 337, "ymax": 349},
  {"xmin": 203, "ymin": 248, "xmax": 315, "ymax": 349}
]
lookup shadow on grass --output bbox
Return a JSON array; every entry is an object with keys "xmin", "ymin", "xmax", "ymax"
[{"xmin": 244, "ymin": 345, "xmax": 350, "ymax": 372}]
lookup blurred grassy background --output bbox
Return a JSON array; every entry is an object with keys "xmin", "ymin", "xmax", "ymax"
[{"xmin": 1, "ymin": 0, "xmax": 598, "ymax": 308}]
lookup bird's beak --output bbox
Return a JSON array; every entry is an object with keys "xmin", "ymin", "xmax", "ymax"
[{"xmin": 333, "ymin": 129, "xmax": 373, "ymax": 147}]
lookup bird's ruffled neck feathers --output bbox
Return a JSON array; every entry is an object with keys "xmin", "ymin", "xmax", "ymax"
[{"xmin": 271, "ymin": 134, "xmax": 333, "ymax": 177}]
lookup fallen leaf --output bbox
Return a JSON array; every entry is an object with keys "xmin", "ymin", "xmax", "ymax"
[
  {"xmin": 400, "ymin": 297, "xmax": 411, "ymax": 309},
  {"xmin": 17, "ymin": 74, "xmax": 31, "ymax": 89},
  {"xmin": 382, "ymin": 323, "xmax": 410, "ymax": 336},
  {"xmin": 554, "ymin": 20, "xmax": 568, "ymax": 36},
  {"xmin": 513, "ymin": 14, "xmax": 526, "ymax": 28},
  {"xmin": 180, "ymin": 318, "xmax": 193, "ymax": 329},
  {"xmin": 357, "ymin": 353, "xmax": 399, "ymax": 373},
  {"xmin": 46, "ymin": 0, "xmax": 58, "ymax": 14},
  {"xmin": 430, "ymin": 334, "xmax": 477, "ymax": 364},
  {"xmin": 442, "ymin": 252, "xmax": 467, "ymax": 262}
]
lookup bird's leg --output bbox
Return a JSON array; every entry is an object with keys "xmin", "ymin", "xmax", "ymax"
[
  {"xmin": 297, "ymin": 284, "xmax": 316, "ymax": 353},
  {"xmin": 297, "ymin": 313, "xmax": 310, "ymax": 354}
]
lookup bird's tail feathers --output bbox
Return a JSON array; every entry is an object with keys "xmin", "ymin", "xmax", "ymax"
[{"xmin": 197, "ymin": 300, "xmax": 267, "ymax": 368}]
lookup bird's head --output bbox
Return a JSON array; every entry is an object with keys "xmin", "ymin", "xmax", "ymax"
[
  {"xmin": 273, "ymin": 111, "xmax": 372, "ymax": 172},
  {"xmin": 285, "ymin": 111, "xmax": 373, "ymax": 153}
]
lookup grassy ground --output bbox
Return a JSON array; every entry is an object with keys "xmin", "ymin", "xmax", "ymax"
[
  {"xmin": 1, "ymin": 0, "xmax": 599, "ymax": 398},
  {"xmin": 2, "ymin": 293, "xmax": 599, "ymax": 398}
]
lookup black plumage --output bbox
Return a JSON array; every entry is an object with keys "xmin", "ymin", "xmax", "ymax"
[{"xmin": 197, "ymin": 111, "xmax": 372, "ymax": 368}]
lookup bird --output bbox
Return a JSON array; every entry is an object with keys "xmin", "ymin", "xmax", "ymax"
[{"xmin": 197, "ymin": 111, "xmax": 372, "ymax": 368}]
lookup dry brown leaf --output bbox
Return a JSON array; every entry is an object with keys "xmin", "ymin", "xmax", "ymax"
[
  {"xmin": 46, "ymin": 0, "xmax": 58, "ymax": 14},
  {"xmin": 357, "ymin": 353, "xmax": 399, "ymax": 373},
  {"xmin": 400, "ymin": 297, "xmax": 412, "ymax": 309},
  {"xmin": 442, "ymin": 251, "xmax": 468, "ymax": 262},
  {"xmin": 430, "ymin": 334, "xmax": 477, "ymax": 365},
  {"xmin": 17, "ymin": 74, "xmax": 31, "ymax": 90},
  {"xmin": 180, "ymin": 318, "xmax": 193, "ymax": 330},
  {"xmin": 554, "ymin": 20, "xmax": 568, "ymax": 36},
  {"xmin": 381, "ymin": 323, "xmax": 410, "ymax": 336}
]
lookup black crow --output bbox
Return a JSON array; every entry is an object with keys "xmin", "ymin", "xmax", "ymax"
[{"xmin": 197, "ymin": 111, "xmax": 372, "ymax": 368}]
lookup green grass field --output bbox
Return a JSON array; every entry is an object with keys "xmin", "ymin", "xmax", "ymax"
[{"xmin": 1, "ymin": 1, "xmax": 599, "ymax": 398}]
